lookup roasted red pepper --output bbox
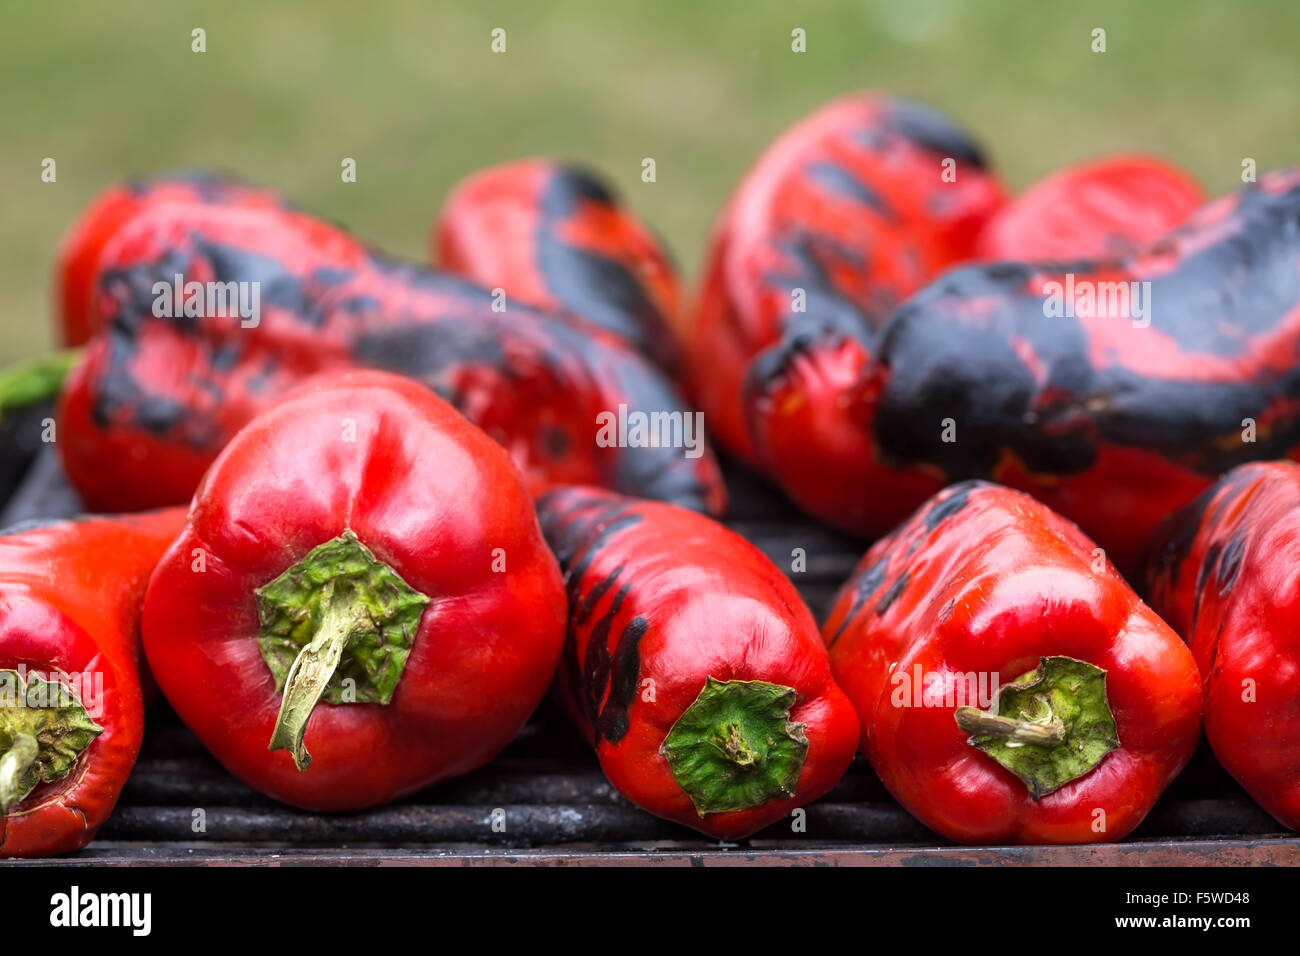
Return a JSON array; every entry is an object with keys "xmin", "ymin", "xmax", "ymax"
[
  {"xmin": 141, "ymin": 370, "xmax": 566, "ymax": 810},
  {"xmin": 682, "ymin": 92, "xmax": 1006, "ymax": 468},
  {"xmin": 56, "ymin": 171, "xmax": 284, "ymax": 347},
  {"xmin": 0, "ymin": 508, "xmax": 184, "ymax": 857},
  {"xmin": 1146, "ymin": 461, "xmax": 1300, "ymax": 831},
  {"xmin": 436, "ymin": 159, "xmax": 680, "ymax": 372},
  {"xmin": 692, "ymin": 144, "xmax": 1300, "ymax": 573},
  {"xmin": 823, "ymin": 481, "xmax": 1201, "ymax": 844},
  {"xmin": 538, "ymin": 486, "xmax": 859, "ymax": 839},
  {"xmin": 977, "ymin": 155, "xmax": 1204, "ymax": 261},
  {"xmin": 863, "ymin": 167, "xmax": 1300, "ymax": 572},
  {"xmin": 56, "ymin": 185, "xmax": 724, "ymax": 515}
]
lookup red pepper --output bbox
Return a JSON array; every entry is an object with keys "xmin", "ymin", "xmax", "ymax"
[
  {"xmin": 56, "ymin": 172, "xmax": 284, "ymax": 347},
  {"xmin": 1146, "ymin": 461, "xmax": 1300, "ymax": 831},
  {"xmin": 823, "ymin": 481, "xmax": 1201, "ymax": 844},
  {"xmin": 56, "ymin": 185, "xmax": 725, "ymax": 516},
  {"xmin": 693, "ymin": 137, "xmax": 1300, "ymax": 573},
  {"xmin": 538, "ymin": 486, "xmax": 859, "ymax": 839},
  {"xmin": 977, "ymin": 155, "xmax": 1204, "ymax": 261},
  {"xmin": 683, "ymin": 92, "xmax": 1006, "ymax": 467},
  {"xmin": 436, "ymin": 159, "xmax": 680, "ymax": 372},
  {"xmin": 141, "ymin": 370, "xmax": 566, "ymax": 811},
  {"xmin": 0, "ymin": 509, "xmax": 184, "ymax": 857}
]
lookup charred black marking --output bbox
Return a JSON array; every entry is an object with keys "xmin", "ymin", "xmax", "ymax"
[
  {"xmin": 936, "ymin": 597, "xmax": 957, "ymax": 624},
  {"xmin": 579, "ymin": 578, "xmax": 625, "ymax": 726},
  {"xmin": 805, "ymin": 162, "xmax": 894, "ymax": 219},
  {"xmin": 874, "ymin": 177, "xmax": 1300, "ymax": 481},
  {"xmin": 887, "ymin": 100, "xmax": 987, "ymax": 169},
  {"xmin": 1192, "ymin": 539, "xmax": 1222, "ymax": 635},
  {"xmin": 596, "ymin": 616, "xmax": 649, "ymax": 744},
  {"xmin": 1214, "ymin": 530, "xmax": 1247, "ymax": 596},
  {"xmin": 745, "ymin": 235, "xmax": 882, "ymax": 408},
  {"xmin": 876, "ymin": 572, "xmax": 909, "ymax": 616},
  {"xmin": 1143, "ymin": 483, "xmax": 1219, "ymax": 605},
  {"xmin": 576, "ymin": 563, "xmax": 624, "ymax": 625},
  {"xmin": 540, "ymin": 425, "xmax": 570, "ymax": 458},
  {"xmin": 924, "ymin": 482, "xmax": 980, "ymax": 531},
  {"xmin": 828, "ymin": 556, "xmax": 888, "ymax": 645},
  {"xmin": 535, "ymin": 165, "xmax": 677, "ymax": 370},
  {"xmin": 537, "ymin": 491, "xmax": 647, "ymax": 722},
  {"xmin": 546, "ymin": 165, "xmax": 617, "ymax": 207}
]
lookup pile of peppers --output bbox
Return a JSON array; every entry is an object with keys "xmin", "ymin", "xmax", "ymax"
[{"xmin": 5, "ymin": 88, "xmax": 1300, "ymax": 857}]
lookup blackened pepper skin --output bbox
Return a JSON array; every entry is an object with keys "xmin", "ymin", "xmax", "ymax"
[
  {"xmin": 694, "ymin": 115, "xmax": 1300, "ymax": 572},
  {"xmin": 56, "ymin": 194, "xmax": 725, "ymax": 515},
  {"xmin": 56, "ymin": 171, "xmax": 285, "ymax": 347},
  {"xmin": 1145, "ymin": 461, "xmax": 1300, "ymax": 832},
  {"xmin": 872, "ymin": 168, "xmax": 1300, "ymax": 572},
  {"xmin": 538, "ymin": 486, "xmax": 858, "ymax": 840},
  {"xmin": 436, "ymin": 159, "xmax": 681, "ymax": 373},
  {"xmin": 682, "ymin": 91, "xmax": 1007, "ymax": 471}
]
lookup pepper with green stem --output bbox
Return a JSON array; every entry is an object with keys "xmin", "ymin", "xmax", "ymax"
[
  {"xmin": 823, "ymin": 480, "xmax": 1202, "ymax": 844},
  {"xmin": 538, "ymin": 486, "xmax": 859, "ymax": 839},
  {"xmin": 141, "ymin": 370, "xmax": 566, "ymax": 811},
  {"xmin": 0, "ymin": 508, "xmax": 184, "ymax": 857}
]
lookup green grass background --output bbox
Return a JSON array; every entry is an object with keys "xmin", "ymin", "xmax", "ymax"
[{"xmin": 1, "ymin": 0, "xmax": 1297, "ymax": 359}]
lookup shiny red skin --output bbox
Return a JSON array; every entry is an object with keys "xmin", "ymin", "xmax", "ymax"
[
  {"xmin": 0, "ymin": 509, "xmax": 185, "ymax": 857},
  {"xmin": 683, "ymin": 92, "xmax": 1006, "ymax": 466},
  {"xmin": 1145, "ymin": 461, "xmax": 1300, "ymax": 831},
  {"xmin": 57, "ymin": 192, "xmax": 725, "ymax": 516},
  {"xmin": 977, "ymin": 155, "xmax": 1205, "ymax": 262},
  {"xmin": 823, "ymin": 482, "xmax": 1201, "ymax": 844},
  {"xmin": 141, "ymin": 371, "xmax": 566, "ymax": 811},
  {"xmin": 538, "ymin": 486, "xmax": 859, "ymax": 839},
  {"xmin": 436, "ymin": 159, "xmax": 681, "ymax": 371},
  {"xmin": 56, "ymin": 173, "xmax": 283, "ymax": 346}
]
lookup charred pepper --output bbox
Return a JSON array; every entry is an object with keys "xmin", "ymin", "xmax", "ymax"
[
  {"xmin": 539, "ymin": 486, "xmax": 859, "ymax": 839},
  {"xmin": 436, "ymin": 159, "xmax": 680, "ymax": 372},
  {"xmin": 823, "ymin": 481, "xmax": 1201, "ymax": 844},
  {"xmin": 1146, "ymin": 460, "xmax": 1300, "ymax": 831}
]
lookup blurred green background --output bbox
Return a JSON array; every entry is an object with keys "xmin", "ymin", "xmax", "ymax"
[{"xmin": 2, "ymin": 0, "xmax": 1297, "ymax": 360}]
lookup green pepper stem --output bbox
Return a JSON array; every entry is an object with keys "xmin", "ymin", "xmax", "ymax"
[
  {"xmin": 267, "ymin": 585, "xmax": 363, "ymax": 771},
  {"xmin": 714, "ymin": 722, "xmax": 758, "ymax": 766},
  {"xmin": 954, "ymin": 707, "xmax": 1065, "ymax": 746},
  {"xmin": 0, "ymin": 733, "xmax": 39, "ymax": 813},
  {"xmin": 0, "ymin": 349, "xmax": 82, "ymax": 416}
]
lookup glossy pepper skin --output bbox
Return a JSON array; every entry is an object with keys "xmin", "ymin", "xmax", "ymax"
[
  {"xmin": 141, "ymin": 371, "xmax": 566, "ymax": 811},
  {"xmin": 1145, "ymin": 461, "xmax": 1300, "ymax": 831},
  {"xmin": 977, "ymin": 155, "xmax": 1204, "ymax": 261},
  {"xmin": 681, "ymin": 92, "xmax": 1006, "ymax": 472},
  {"xmin": 436, "ymin": 159, "xmax": 680, "ymax": 372},
  {"xmin": 823, "ymin": 481, "xmax": 1201, "ymax": 844},
  {"xmin": 871, "ymin": 167, "xmax": 1300, "ymax": 573},
  {"xmin": 56, "ymin": 190, "xmax": 725, "ymax": 516},
  {"xmin": 56, "ymin": 171, "xmax": 283, "ymax": 346},
  {"xmin": 538, "ymin": 486, "xmax": 859, "ymax": 839},
  {"xmin": 0, "ymin": 509, "xmax": 185, "ymax": 857}
]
